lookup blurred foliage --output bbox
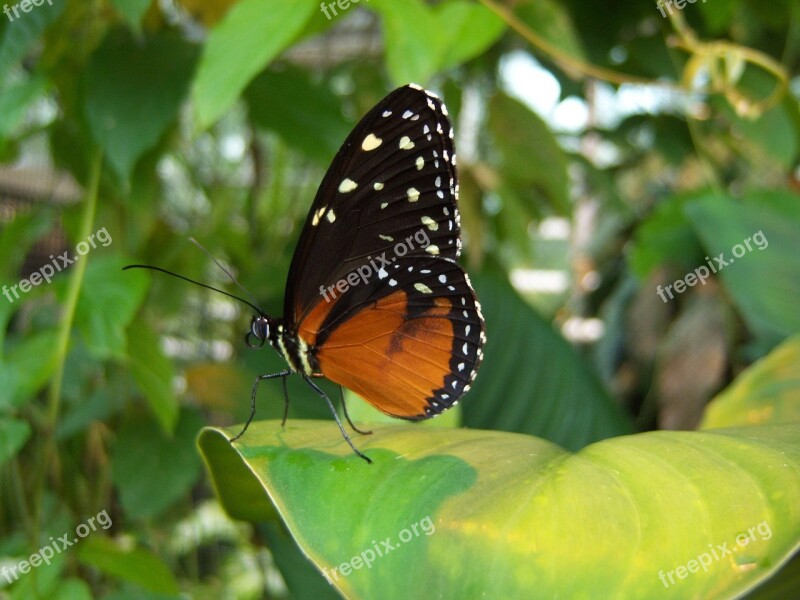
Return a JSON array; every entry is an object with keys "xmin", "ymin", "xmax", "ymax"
[{"xmin": 0, "ymin": 0, "xmax": 798, "ymax": 598}]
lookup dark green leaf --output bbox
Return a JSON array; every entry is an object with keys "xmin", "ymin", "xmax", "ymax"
[
  {"xmin": 0, "ymin": 0, "xmax": 64, "ymax": 84},
  {"xmin": 72, "ymin": 254, "xmax": 149, "ymax": 360},
  {"xmin": 514, "ymin": 0, "xmax": 586, "ymax": 62},
  {"xmin": 109, "ymin": 0, "xmax": 151, "ymax": 30},
  {"xmin": 0, "ymin": 417, "xmax": 30, "ymax": 464},
  {"xmin": 629, "ymin": 192, "xmax": 706, "ymax": 278},
  {"xmin": 84, "ymin": 29, "xmax": 198, "ymax": 179},
  {"xmin": 78, "ymin": 535, "xmax": 180, "ymax": 594},
  {"xmin": 112, "ymin": 409, "xmax": 203, "ymax": 519},
  {"xmin": 684, "ymin": 190, "xmax": 800, "ymax": 346},
  {"xmin": 0, "ymin": 329, "xmax": 59, "ymax": 411},
  {"xmin": 488, "ymin": 92, "xmax": 570, "ymax": 215},
  {"xmin": 245, "ymin": 69, "xmax": 351, "ymax": 165},
  {"xmin": 126, "ymin": 318, "xmax": 178, "ymax": 434}
]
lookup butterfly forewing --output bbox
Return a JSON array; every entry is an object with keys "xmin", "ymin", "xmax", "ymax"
[{"xmin": 285, "ymin": 84, "xmax": 461, "ymax": 325}]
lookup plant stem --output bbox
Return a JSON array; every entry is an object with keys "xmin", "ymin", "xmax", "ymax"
[{"xmin": 31, "ymin": 150, "xmax": 103, "ymax": 546}]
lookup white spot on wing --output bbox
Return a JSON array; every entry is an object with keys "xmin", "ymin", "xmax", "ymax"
[
  {"xmin": 399, "ymin": 136, "xmax": 415, "ymax": 150},
  {"xmin": 421, "ymin": 216, "xmax": 438, "ymax": 231},
  {"xmin": 374, "ymin": 182, "xmax": 384, "ymax": 190},
  {"xmin": 312, "ymin": 206, "xmax": 327, "ymax": 226},
  {"xmin": 407, "ymin": 188, "xmax": 420, "ymax": 202},
  {"xmin": 338, "ymin": 178, "xmax": 358, "ymax": 193},
  {"xmin": 426, "ymin": 245, "xmax": 440, "ymax": 255},
  {"xmin": 326, "ymin": 209, "xmax": 336, "ymax": 223},
  {"xmin": 362, "ymin": 133, "xmax": 382, "ymax": 151},
  {"xmin": 414, "ymin": 283, "xmax": 433, "ymax": 294}
]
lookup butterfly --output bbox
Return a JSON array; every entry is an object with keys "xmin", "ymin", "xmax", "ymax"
[{"xmin": 128, "ymin": 84, "xmax": 486, "ymax": 463}]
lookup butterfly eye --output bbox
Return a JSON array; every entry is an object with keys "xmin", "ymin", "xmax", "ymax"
[{"xmin": 246, "ymin": 316, "xmax": 269, "ymax": 348}]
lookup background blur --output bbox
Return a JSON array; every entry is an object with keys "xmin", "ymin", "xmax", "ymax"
[{"xmin": 1, "ymin": 0, "xmax": 798, "ymax": 597}]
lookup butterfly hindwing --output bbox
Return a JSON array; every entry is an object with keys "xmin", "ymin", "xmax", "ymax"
[{"xmin": 306, "ymin": 255, "xmax": 485, "ymax": 418}]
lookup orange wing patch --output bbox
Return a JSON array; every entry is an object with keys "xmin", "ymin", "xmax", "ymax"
[
  {"xmin": 315, "ymin": 290, "xmax": 454, "ymax": 418},
  {"xmin": 297, "ymin": 289, "xmax": 340, "ymax": 349}
]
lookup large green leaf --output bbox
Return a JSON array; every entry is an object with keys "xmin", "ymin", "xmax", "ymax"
[
  {"xmin": 464, "ymin": 272, "xmax": 632, "ymax": 450},
  {"xmin": 191, "ymin": 0, "xmax": 316, "ymax": 129},
  {"xmin": 199, "ymin": 421, "xmax": 800, "ymax": 599},
  {"xmin": 701, "ymin": 333, "xmax": 800, "ymax": 429},
  {"xmin": 370, "ymin": 0, "xmax": 443, "ymax": 86},
  {"xmin": 84, "ymin": 29, "xmax": 198, "ymax": 179},
  {"xmin": 684, "ymin": 191, "xmax": 800, "ymax": 347},
  {"xmin": 371, "ymin": 0, "xmax": 504, "ymax": 86}
]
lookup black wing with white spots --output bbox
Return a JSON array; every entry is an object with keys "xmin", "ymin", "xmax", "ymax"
[{"xmin": 284, "ymin": 84, "xmax": 462, "ymax": 327}]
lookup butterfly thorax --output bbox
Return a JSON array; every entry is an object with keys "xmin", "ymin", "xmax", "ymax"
[{"xmin": 265, "ymin": 318, "xmax": 318, "ymax": 376}]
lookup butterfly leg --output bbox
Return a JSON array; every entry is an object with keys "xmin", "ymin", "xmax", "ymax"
[
  {"xmin": 229, "ymin": 369, "xmax": 293, "ymax": 443},
  {"xmin": 339, "ymin": 386, "xmax": 372, "ymax": 435},
  {"xmin": 280, "ymin": 375, "xmax": 290, "ymax": 428},
  {"xmin": 303, "ymin": 376, "xmax": 372, "ymax": 464}
]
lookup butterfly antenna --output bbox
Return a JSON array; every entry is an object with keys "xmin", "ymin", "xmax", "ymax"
[
  {"xmin": 188, "ymin": 237, "xmax": 263, "ymax": 313},
  {"xmin": 122, "ymin": 264, "xmax": 265, "ymax": 316}
]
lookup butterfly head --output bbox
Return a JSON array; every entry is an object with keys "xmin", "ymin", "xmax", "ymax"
[{"xmin": 246, "ymin": 314, "xmax": 271, "ymax": 348}]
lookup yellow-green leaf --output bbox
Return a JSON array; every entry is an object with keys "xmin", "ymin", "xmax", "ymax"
[{"xmin": 198, "ymin": 421, "xmax": 800, "ymax": 599}]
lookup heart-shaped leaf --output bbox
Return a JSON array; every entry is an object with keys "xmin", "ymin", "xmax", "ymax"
[{"xmin": 199, "ymin": 421, "xmax": 800, "ymax": 599}]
